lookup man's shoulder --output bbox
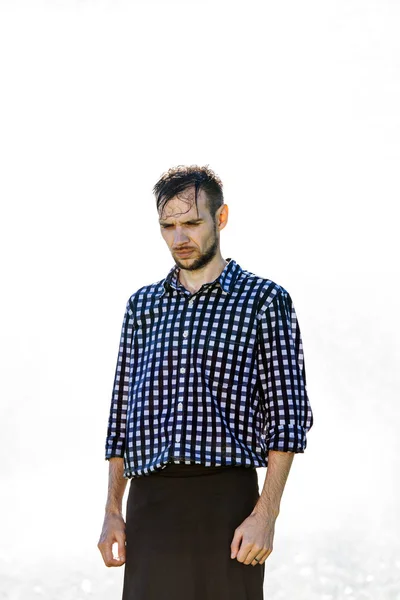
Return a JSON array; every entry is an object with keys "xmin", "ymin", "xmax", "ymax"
[
  {"xmin": 124, "ymin": 278, "xmax": 165, "ymax": 311},
  {"xmin": 239, "ymin": 265, "xmax": 290, "ymax": 309}
]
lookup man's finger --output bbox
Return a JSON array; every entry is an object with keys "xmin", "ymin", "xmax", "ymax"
[
  {"xmin": 230, "ymin": 528, "xmax": 243, "ymax": 559},
  {"xmin": 98, "ymin": 541, "xmax": 125, "ymax": 567},
  {"xmin": 253, "ymin": 548, "xmax": 271, "ymax": 565},
  {"xmin": 115, "ymin": 534, "xmax": 126, "ymax": 562},
  {"xmin": 244, "ymin": 545, "xmax": 263, "ymax": 565},
  {"xmin": 236, "ymin": 542, "xmax": 254, "ymax": 563}
]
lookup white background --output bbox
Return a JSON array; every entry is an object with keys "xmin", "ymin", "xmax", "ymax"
[{"xmin": 0, "ymin": 1, "xmax": 399, "ymax": 598}]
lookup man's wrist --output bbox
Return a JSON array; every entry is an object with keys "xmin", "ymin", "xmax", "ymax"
[
  {"xmin": 105, "ymin": 506, "xmax": 123, "ymax": 516},
  {"xmin": 251, "ymin": 504, "xmax": 280, "ymax": 521}
]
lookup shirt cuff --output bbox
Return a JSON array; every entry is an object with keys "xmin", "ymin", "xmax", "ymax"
[
  {"xmin": 105, "ymin": 438, "xmax": 125, "ymax": 460},
  {"xmin": 266, "ymin": 423, "xmax": 308, "ymax": 453}
]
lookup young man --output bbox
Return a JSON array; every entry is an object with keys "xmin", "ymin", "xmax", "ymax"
[{"xmin": 97, "ymin": 165, "xmax": 314, "ymax": 600}]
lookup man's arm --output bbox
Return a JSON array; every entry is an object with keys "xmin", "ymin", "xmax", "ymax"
[
  {"xmin": 230, "ymin": 291, "xmax": 313, "ymax": 566},
  {"xmin": 251, "ymin": 450, "xmax": 295, "ymax": 520},
  {"xmin": 105, "ymin": 457, "xmax": 128, "ymax": 515},
  {"xmin": 105, "ymin": 301, "xmax": 133, "ymax": 459},
  {"xmin": 250, "ymin": 289, "xmax": 313, "ymax": 520},
  {"xmin": 99, "ymin": 299, "xmax": 134, "ymax": 568},
  {"xmin": 256, "ymin": 289, "xmax": 314, "ymax": 454},
  {"xmin": 98, "ymin": 457, "xmax": 128, "ymax": 567}
]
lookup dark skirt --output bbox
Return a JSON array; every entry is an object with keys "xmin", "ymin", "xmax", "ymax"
[{"xmin": 122, "ymin": 461, "xmax": 265, "ymax": 600}]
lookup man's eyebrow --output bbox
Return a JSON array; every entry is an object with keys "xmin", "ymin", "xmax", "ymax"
[{"xmin": 159, "ymin": 218, "xmax": 203, "ymax": 225}]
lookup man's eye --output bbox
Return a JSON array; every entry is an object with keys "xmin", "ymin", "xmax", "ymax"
[{"xmin": 161, "ymin": 223, "xmax": 198, "ymax": 228}]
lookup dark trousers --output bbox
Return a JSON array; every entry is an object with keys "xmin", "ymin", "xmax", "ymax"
[{"xmin": 122, "ymin": 462, "xmax": 265, "ymax": 600}]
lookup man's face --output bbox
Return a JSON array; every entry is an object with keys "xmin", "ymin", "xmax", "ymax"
[{"xmin": 158, "ymin": 186, "xmax": 227, "ymax": 272}]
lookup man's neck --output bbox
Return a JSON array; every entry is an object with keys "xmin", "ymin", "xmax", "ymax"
[{"xmin": 178, "ymin": 257, "xmax": 228, "ymax": 294}]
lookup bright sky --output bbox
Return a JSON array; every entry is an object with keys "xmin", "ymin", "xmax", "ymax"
[{"xmin": 0, "ymin": 0, "xmax": 399, "ymax": 571}]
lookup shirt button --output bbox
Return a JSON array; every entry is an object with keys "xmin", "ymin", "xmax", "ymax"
[
  {"xmin": 183, "ymin": 331, "xmax": 188, "ymax": 338},
  {"xmin": 180, "ymin": 367, "xmax": 185, "ymax": 374},
  {"xmin": 188, "ymin": 300, "xmax": 193, "ymax": 307},
  {"xmin": 178, "ymin": 402, "xmax": 183, "ymax": 410}
]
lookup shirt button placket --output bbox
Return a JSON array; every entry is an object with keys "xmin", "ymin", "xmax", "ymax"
[{"xmin": 174, "ymin": 296, "xmax": 194, "ymax": 459}]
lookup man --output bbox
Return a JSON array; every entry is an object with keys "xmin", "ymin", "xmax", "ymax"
[{"xmin": 97, "ymin": 165, "xmax": 314, "ymax": 599}]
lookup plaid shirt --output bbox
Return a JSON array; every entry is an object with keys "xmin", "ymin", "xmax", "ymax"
[{"xmin": 105, "ymin": 258, "xmax": 314, "ymax": 478}]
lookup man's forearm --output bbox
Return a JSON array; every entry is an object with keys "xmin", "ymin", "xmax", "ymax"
[
  {"xmin": 105, "ymin": 457, "xmax": 128, "ymax": 515},
  {"xmin": 251, "ymin": 450, "xmax": 295, "ymax": 520}
]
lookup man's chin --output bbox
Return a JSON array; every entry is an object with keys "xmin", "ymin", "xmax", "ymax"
[{"xmin": 175, "ymin": 257, "xmax": 200, "ymax": 271}]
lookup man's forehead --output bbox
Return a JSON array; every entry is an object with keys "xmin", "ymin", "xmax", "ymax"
[{"xmin": 158, "ymin": 189, "xmax": 207, "ymax": 221}]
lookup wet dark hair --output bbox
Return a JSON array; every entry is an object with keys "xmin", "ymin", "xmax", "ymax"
[{"xmin": 153, "ymin": 164, "xmax": 224, "ymax": 221}]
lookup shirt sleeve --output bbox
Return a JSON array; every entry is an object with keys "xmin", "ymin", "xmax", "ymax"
[
  {"xmin": 257, "ymin": 289, "xmax": 314, "ymax": 453},
  {"xmin": 104, "ymin": 300, "xmax": 133, "ymax": 460}
]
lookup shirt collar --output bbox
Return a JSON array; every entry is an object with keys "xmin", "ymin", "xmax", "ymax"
[{"xmin": 155, "ymin": 257, "xmax": 242, "ymax": 298}]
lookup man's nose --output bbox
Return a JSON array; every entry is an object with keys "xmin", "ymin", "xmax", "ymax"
[{"xmin": 174, "ymin": 229, "xmax": 190, "ymax": 244}]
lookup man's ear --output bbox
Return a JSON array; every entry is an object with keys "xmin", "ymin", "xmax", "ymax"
[{"xmin": 217, "ymin": 204, "xmax": 229, "ymax": 231}]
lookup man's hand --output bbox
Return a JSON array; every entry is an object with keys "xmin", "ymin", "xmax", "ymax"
[
  {"xmin": 97, "ymin": 512, "xmax": 126, "ymax": 567},
  {"xmin": 230, "ymin": 511, "xmax": 276, "ymax": 566}
]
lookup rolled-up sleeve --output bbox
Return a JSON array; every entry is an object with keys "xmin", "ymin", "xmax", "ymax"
[
  {"xmin": 105, "ymin": 300, "xmax": 133, "ymax": 460},
  {"xmin": 257, "ymin": 289, "xmax": 314, "ymax": 453}
]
